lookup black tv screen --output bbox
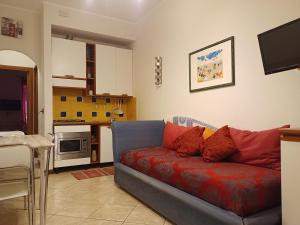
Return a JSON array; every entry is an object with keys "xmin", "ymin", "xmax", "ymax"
[{"xmin": 258, "ymin": 18, "xmax": 300, "ymax": 75}]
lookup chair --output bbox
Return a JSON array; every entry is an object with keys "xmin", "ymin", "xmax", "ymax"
[{"xmin": 0, "ymin": 132, "xmax": 36, "ymax": 225}]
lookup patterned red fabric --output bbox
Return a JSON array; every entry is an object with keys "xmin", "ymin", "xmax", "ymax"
[
  {"xmin": 173, "ymin": 126, "xmax": 205, "ymax": 157},
  {"xmin": 121, "ymin": 147, "xmax": 281, "ymax": 217},
  {"xmin": 229, "ymin": 125, "xmax": 290, "ymax": 171},
  {"xmin": 200, "ymin": 125, "xmax": 237, "ymax": 162},
  {"xmin": 163, "ymin": 122, "xmax": 192, "ymax": 149}
]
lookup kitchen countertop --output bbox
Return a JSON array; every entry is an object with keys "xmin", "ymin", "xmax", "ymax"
[{"xmin": 53, "ymin": 121, "xmax": 111, "ymax": 126}]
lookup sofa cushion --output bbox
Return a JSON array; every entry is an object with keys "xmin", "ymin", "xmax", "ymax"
[
  {"xmin": 202, "ymin": 127, "xmax": 215, "ymax": 139},
  {"xmin": 173, "ymin": 126, "xmax": 205, "ymax": 157},
  {"xmin": 229, "ymin": 125, "xmax": 289, "ymax": 171},
  {"xmin": 162, "ymin": 122, "xmax": 192, "ymax": 150},
  {"xmin": 121, "ymin": 147, "xmax": 281, "ymax": 217},
  {"xmin": 200, "ymin": 126, "xmax": 237, "ymax": 162}
]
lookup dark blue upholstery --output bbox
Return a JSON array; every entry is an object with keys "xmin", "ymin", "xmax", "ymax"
[
  {"xmin": 112, "ymin": 120, "xmax": 282, "ymax": 225},
  {"xmin": 111, "ymin": 120, "xmax": 165, "ymax": 163}
]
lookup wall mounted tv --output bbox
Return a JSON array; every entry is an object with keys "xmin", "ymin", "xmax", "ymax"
[{"xmin": 258, "ymin": 18, "xmax": 300, "ymax": 75}]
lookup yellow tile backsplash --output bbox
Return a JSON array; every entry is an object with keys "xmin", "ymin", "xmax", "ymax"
[{"xmin": 53, "ymin": 88, "xmax": 136, "ymax": 122}]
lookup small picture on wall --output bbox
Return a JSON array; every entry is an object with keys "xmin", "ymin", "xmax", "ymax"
[
  {"xmin": 1, "ymin": 17, "xmax": 23, "ymax": 39},
  {"xmin": 189, "ymin": 36, "xmax": 235, "ymax": 92}
]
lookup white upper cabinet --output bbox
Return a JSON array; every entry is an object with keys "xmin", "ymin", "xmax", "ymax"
[
  {"xmin": 96, "ymin": 44, "xmax": 116, "ymax": 94},
  {"xmin": 52, "ymin": 37, "xmax": 86, "ymax": 78},
  {"xmin": 96, "ymin": 44, "xmax": 132, "ymax": 96},
  {"xmin": 115, "ymin": 48, "xmax": 132, "ymax": 96}
]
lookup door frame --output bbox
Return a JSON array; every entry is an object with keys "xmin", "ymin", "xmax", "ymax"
[{"xmin": 0, "ymin": 64, "xmax": 38, "ymax": 134}]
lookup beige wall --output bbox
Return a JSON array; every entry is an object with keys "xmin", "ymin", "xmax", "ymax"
[
  {"xmin": 0, "ymin": 4, "xmax": 40, "ymax": 66},
  {"xmin": 132, "ymin": 0, "xmax": 300, "ymax": 129}
]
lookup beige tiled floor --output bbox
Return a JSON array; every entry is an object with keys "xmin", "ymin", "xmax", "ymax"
[{"xmin": 0, "ymin": 171, "xmax": 174, "ymax": 225}]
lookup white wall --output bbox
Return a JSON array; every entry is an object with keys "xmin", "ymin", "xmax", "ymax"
[
  {"xmin": 133, "ymin": 0, "xmax": 300, "ymax": 130},
  {"xmin": 0, "ymin": 50, "xmax": 36, "ymax": 68},
  {"xmin": 0, "ymin": 4, "xmax": 40, "ymax": 66}
]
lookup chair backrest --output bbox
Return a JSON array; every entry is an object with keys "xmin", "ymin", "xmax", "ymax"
[{"xmin": 0, "ymin": 131, "xmax": 31, "ymax": 168}]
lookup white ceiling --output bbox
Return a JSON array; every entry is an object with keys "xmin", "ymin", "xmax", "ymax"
[{"xmin": 0, "ymin": 0, "xmax": 162, "ymax": 22}]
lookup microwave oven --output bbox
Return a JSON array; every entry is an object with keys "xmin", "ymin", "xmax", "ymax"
[{"xmin": 54, "ymin": 131, "xmax": 91, "ymax": 161}]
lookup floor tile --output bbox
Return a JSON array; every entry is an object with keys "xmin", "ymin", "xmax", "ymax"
[
  {"xmin": 56, "ymin": 202, "xmax": 100, "ymax": 218},
  {"xmin": 0, "ymin": 171, "xmax": 170, "ymax": 225},
  {"xmin": 106, "ymin": 192, "xmax": 139, "ymax": 207},
  {"xmin": 90, "ymin": 204, "xmax": 134, "ymax": 221},
  {"xmin": 0, "ymin": 209, "xmax": 48, "ymax": 225},
  {"xmin": 123, "ymin": 223, "xmax": 153, "ymax": 225},
  {"xmin": 46, "ymin": 215, "xmax": 85, "ymax": 225},
  {"xmin": 82, "ymin": 218, "xmax": 122, "ymax": 225},
  {"xmin": 125, "ymin": 205, "xmax": 165, "ymax": 225},
  {"xmin": 164, "ymin": 220, "xmax": 175, "ymax": 225}
]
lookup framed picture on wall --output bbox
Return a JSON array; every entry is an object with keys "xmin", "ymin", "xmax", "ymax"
[
  {"xmin": 189, "ymin": 36, "xmax": 235, "ymax": 92},
  {"xmin": 1, "ymin": 17, "xmax": 23, "ymax": 39}
]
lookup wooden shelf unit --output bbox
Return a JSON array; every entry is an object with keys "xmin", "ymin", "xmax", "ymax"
[
  {"xmin": 52, "ymin": 75, "xmax": 87, "ymax": 80},
  {"xmin": 91, "ymin": 125, "xmax": 100, "ymax": 163},
  {"xmin": 86, "ymin": 94, "xmax": 132, "ymax": 99},
  {"xmin": 86, "ymin": 43, "xmax": 96, "ymax": 96}
]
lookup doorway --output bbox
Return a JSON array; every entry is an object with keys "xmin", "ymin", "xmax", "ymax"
[{"xmin": 0, "ymin": 65, "xmax": 38, "ymax": 134}]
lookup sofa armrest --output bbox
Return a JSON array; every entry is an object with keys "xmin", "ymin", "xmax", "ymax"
[{"xmin": 111, "ymin": 120, "xmax": 165, "ymax": 163}]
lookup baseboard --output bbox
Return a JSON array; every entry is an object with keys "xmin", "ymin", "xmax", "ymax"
[{"xmin": 52, "ymin": 162, "xmax": 113, "ymax": 173}]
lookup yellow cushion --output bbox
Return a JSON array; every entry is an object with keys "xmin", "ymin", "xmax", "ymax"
[{"xmin": 203, "ymin": 127, "xmax": 215, "ymax": 139}]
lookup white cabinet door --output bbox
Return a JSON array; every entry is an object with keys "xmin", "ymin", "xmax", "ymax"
[
  {"xmin": 100, "ymin": 126, "xmax": 113, "ymax": 163},
  {"xmin": 281, "ymin": 140, "xmax": 300, "ymax": 225},
  {"xmin": 52, "ymin": 37, "xmax": 86, "ymax": 78},
  {"xmin": 115, "ymin": 48, "xmax": 132, "ymax": 96},
  {"xmin": 96, "ymin": 44, "xmax": 116, "ymax": 95},
  {"xmin": 52, "ymin": 78, "xmax": 86, "ymax": 88}
]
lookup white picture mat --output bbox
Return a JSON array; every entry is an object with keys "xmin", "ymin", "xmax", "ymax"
[{"xmin": 190, "ymin": 40, "xmax": 233, "ymax": 90}]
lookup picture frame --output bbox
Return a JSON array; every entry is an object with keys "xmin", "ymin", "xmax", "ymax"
[
  {"xmin": 189, "ymin": 36, "xmax": 235, "ymax": 92},
  {"xmin": 1, "ymin": 17, "xmax": 23, "ymax": 39}
]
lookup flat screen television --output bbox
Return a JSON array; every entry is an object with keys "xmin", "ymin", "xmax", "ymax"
[{"xmin": 258, "ymin": 18, "xmax": 300, "ymax": 75}]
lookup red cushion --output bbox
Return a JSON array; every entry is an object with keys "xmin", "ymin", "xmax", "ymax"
[
  {"xmin": 173, "ymin": 126, "xmax": 205, "ymax": 157},
  {"xmin": 200, "ymin": 125, "xmax": 237, "ymax": 162},
  {"xmin": 229, "ymin": 125, "xmax": 290, "ymax": 171},
  {"xmin": 162, "ymin": 122, "xmax": 192, "ymax": 149}
]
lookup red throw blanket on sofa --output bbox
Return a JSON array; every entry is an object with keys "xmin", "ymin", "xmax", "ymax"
[{"xmin": 121, "ymin": 147, "xmax": 281, "ymax": 217}]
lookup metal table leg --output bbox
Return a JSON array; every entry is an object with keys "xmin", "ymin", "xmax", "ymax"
[
  {"xmin": 28, "ymin": 148, "xmax": 36, "ymax": 225},
  {"xmin": 39, "ymin": 147, "xmax": 51, "ymax": 225}
]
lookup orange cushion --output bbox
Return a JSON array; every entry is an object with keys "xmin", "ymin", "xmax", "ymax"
[
  {"xmin": 200, "ymin": 125, "xmax": 237, "ymax": 162},
  {"xmin": 203, "ymin": 127, "xmax": 215, "ymax": 139},
  {"xmin": 173, "ymin": 126, "xmax": 205, "ymax": 157}
]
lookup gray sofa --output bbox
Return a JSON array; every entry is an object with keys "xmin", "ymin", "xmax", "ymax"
[{"xmin": 112, "ymin": 119, "xmax": 281, "ymax": 225}]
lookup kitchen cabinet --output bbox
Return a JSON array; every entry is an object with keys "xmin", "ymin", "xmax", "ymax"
[
  {"xmin": 115, "ymin": 48, "xmax": 132, "ymax": 96},
  {"xmin": 100, "ymin": 126, "xmax": 113, "ymax": 163},
  {"xmin": 96, "ymin": 44, "xmax": 116, "ymax": 94},
  {"xmin": 96, "ymin": 44, "xmax": 132, "ymax": 96},
  {"xmin": 52, "ymin": 37, "xmax": 86, "ymax": 88}
]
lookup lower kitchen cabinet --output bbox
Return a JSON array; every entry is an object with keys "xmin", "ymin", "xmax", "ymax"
[{"xmin": 100, "ymin": 126, "xmax": 113, "ymax": 163}]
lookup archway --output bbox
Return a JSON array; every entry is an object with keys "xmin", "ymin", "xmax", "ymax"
[{"xmin": 0, "ymin": 50, "xmax": 38, "ymax": 134}]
